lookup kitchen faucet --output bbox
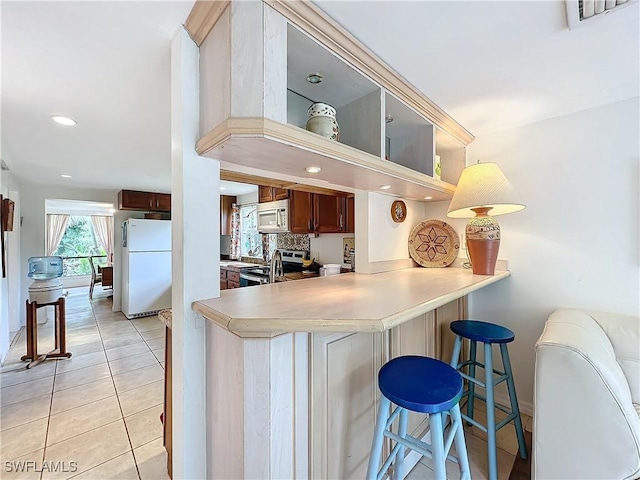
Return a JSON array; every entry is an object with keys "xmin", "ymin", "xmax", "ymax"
[{"xmin": 269, "ymin": 249, "xmax": 284, "ymax": 283}]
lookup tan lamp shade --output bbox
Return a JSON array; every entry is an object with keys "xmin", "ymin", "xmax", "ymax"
[
  {"xmin": 447, "ymin": 162, "xmax": 525, "ymax": 218},
  {"xmin": 447, "ymin": 162, "xmax": 524, "ymax": 275}
]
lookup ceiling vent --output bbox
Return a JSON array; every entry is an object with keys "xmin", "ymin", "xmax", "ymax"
[{"xmin": 566, "ymin": 0, "xmax": 637, "ymax": 29}]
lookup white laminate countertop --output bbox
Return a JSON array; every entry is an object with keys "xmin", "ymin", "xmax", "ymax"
[{"xmin": 192, "ymin": 267, "xmax": 510, "ymax": 338}]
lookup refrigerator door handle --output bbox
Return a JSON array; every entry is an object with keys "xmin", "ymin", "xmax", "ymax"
[{"xmin": 122, "ymin": 222, "xmax": 127, "ymax": 248}]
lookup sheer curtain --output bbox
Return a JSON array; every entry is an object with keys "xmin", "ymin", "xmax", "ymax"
[
  {"xmin": 91, "ymin": 216, "xmax": 114, "ymax": 265},
  {"xmin": 230, "ymin": 204, "xmax": 241, "ymax": 260},
  {"xmin": 46, "ymin": 214, "xmax": 70, "ymax": 255}
]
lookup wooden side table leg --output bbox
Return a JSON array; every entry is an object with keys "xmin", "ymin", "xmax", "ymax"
[
  {"xmin": 58, "ymin": 297, "xmax": 67, "ymax": 355},
  {"xmin": 54, "ymin": 302, "xmax": 60, "ymax": 352},
  {"xmin": 21, "ymin": 300, "xmax": 37, "ymax": 362}
]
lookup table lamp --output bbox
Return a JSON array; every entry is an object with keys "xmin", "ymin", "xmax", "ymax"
[{"xmin": 447, "ymin": 162, "xmax": 525, "ymax": 275}]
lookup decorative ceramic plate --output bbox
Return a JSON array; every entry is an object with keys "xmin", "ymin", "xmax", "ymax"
[
  {"xmin": 408, "ymin": 219, "xmax": 459, "ymax": 268},
  {"xmin": 390, "ymin": 200, "xmax": 407, "ymax": 223}
]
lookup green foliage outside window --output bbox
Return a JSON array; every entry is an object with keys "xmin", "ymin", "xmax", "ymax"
[{"xmin": 53, "ymin": 216, "xmax": 106, "ymax": 276}]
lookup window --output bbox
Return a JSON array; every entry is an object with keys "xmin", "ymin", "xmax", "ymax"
[
  {"xmin": 239, "ymin": 204, "xmax": 263, "ymax": 259},
  {"xmin": 54, "ymin": 216, "xmax": 106, "ymax": 276}
]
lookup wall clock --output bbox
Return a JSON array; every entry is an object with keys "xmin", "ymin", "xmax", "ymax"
[{"xmin": 390, "ymin": 200, "xmax": 407, "ymax": 223}]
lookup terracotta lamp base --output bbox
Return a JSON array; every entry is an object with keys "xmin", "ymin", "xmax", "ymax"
[{"xmin": 466, "ymin": 207, "xmax": 501, "ymax": 276}]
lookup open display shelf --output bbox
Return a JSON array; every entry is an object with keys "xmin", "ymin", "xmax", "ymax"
[{"xmin": 194, "ymin": 1, "xmax": 472, "ymax": 202}]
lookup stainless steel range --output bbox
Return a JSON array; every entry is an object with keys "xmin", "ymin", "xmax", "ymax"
[{"xmin": 239, "ymin": 249, "xmax": 309, "ymax": 286}]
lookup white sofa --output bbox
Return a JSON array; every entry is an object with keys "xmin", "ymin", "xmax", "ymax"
[{"xmin": 534, "ymin": 308, "xmax": 640, "ymax": 479}]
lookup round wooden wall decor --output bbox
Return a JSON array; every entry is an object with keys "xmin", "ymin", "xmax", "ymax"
[
  {"xmin": 390, "ymin": 200, "xmax": 407, "ymax": 223},
  {"xmin": 408, "ymin": 219, "xmax": 459, "ymax": 267}
]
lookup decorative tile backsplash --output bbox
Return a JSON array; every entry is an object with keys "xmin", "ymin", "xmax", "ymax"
[
  {"xmin": 276, "ymin": 232, "xmax": 310, "ymax": 251},
  {"xmin": 260, "ymin": 232, "xmax": 310, "ymax": 260}
]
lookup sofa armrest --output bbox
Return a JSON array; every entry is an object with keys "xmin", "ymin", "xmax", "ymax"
[{"xmin": 534, "ymin": 311, "xmax": 640, "ymax": 479}]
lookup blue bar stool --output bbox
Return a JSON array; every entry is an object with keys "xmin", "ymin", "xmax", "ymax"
[
  {"xmin": 449, "ymin": 320, "xmax": 528, "ymax": 480},
  {"xmin": 367, "ymin": 356, "xmax": 471, "ymax": 480}
]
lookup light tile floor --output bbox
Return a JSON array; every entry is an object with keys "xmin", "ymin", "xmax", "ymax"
[{"xmin": 0, "ymin": 287, "xmax": 168, "ymax": 480}]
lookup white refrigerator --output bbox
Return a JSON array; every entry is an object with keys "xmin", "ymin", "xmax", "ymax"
[{"xmin": 122, "ymin": 219, "xmax": 172, "ymax": 319}]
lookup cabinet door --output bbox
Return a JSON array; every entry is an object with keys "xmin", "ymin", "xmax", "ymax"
[
  {"xmin": 220, "ymin": 195, "xmax": 237, "ymax": 235},
  {"xmin": 273, "ymin": 187, "xmax": 289, "ymax": 201},
  {"xmin": 310, "ymin": 332, "xmax": 383, "ymax": 479},
  {"xmin": 289, "ymin": 190, "xmax": 313, "ymax": 233},
  {"xmin": 119, "ymin": 190, "xmax": 153, "ymax": 210},
  {"xmin": 314, "ymin": 194, "xmax": 344, "ymax": 233},
  {"xmin": 345, "ymin": 196, "xmax": 355, "ymax": 233},
  {"xmin": 258, "ymin": 186, "xmax": 274, "ymax": 203},
  {"xmin": 154, "ymin": 193, "xmax": 172, "ymax": 212}
]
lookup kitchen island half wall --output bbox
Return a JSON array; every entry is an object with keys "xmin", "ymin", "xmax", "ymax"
[{"xmin": 194, "ymin": 267, "xmax": 510, "ymax": 479}]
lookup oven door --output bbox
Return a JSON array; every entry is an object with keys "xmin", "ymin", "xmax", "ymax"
[{"xmin": 239, "ymin": 271, "xmax": 270, "ymax": 287}]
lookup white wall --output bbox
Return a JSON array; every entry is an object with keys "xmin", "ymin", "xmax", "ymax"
[
  {"xmin": 462, "ymin": 97, "xmax": 640, "ymax": 409},
  {"xmin": 309, "ymin": 233, "xmax": 350, "ymax": 265},
  {"xmin": 237, "ymin": 190, "xmax": 258, "ymax": 205},
  {"xmin": 0, "ymin": 170, "xmax": 22, "ymax": 362}
]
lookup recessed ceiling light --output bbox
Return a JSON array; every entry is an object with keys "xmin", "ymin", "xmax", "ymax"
[
  {"xmin": 306, "ymin": 72, "xmax": 323, "ymax": 84},
  {"xmin": 379, "ymin": 185, "xmax": 392, "ymax": 190},
  {"xmin": 424, "ymin": 196, "xmax": 433, "ymax": 200},
  {"xmin": 219, "ymin": 186, "xmax": 226, "ymax": 191},
  {"xmin": 51, "ymin": 115, "xmax": 77, "ymax": 126},
  {"xmin": 385, "ymin": 115, "xmax": 394, "ymax": 124},
  {"xmin": 305, "ymin": 166, "xmax": 322, "ymax": 173},
  {"xmin": 59, "ymin": 174, "xmax": 72, "ymax": 178}
]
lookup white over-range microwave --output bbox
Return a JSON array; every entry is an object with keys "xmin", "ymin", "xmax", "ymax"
[{"xmin": 257, "ymin": 199, "xmax": 290, "ymax": 233}]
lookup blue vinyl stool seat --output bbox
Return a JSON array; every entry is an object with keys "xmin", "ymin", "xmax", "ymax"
[
  {"xmin": 367, "ymin": 356, "xmax": 471, "ymax": 480},
  {"xmin": 449, "ymin": 320, "xmax": 528, "ymax": 480}
]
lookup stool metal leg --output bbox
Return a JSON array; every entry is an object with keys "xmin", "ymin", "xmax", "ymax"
[
  {"xmin": 500, "ymin": 343, "xmax": 528, "ymax": 460},
  {"xmin": 430, "ymin": 412, "xmax": 447, "ymax": 480},
  {"xmin": 484, "ymin": 342, "xmax": 497, "ymax": 480},
  {"xmin": 467, "ymin": 340, "xmax": 477, "ymax": 422},
  {"xmin": 367, "ymin": 396, "xmax": 391, "ymax": 480},
  {"xmin": 393, "ymin": 407, "xmax": 408, "ymax": 480},
  {"xmin": 451, "ymin": 403, "xmax": 471, "ymax": 480}
]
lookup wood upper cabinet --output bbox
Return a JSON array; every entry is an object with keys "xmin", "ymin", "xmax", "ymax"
[
  {"xmin": 118, "ymin": 190, "xmax": 171, "ymax": 212},
  {"xmin": 345, "ymin": 196, "xmax": 355, "ymax": 234},
  {"xmin": 258, "ymin": 186, "xmax": 289, "ymax": 203},
  {"xmin": 314, "ymin": 194, "xmax": 344, "ymax": 233},
  {"xmin": 220, "ymin": 195, "xmax": 236, "ymax": 235},
  {"xmin": 289, "ymin": 190, "xmax": 351, "ymax": 234},
  {"xmin": 289, "ymin": 190, "xmax": 314, "ymax": 233},
  {"xmin": 154, "ymin": 193, "xmax": 171, "ymax": 212}
]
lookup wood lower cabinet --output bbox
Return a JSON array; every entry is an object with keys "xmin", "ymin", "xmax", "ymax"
[
  {"xmin": 118, "ymin": 190, "xmax": 171, "ymax": 212},
  {"xmin": 220, "ymin": 268, "xmax": 240, "ymax": 290},
  {"xmin": 311, "ymin": 331, "xmax": 383, "ymax": 479},
  {"xmin": 289, "ymin": 190, "xmax": 352, "ymax": 234},
  {"xmin": 258, "ymin": 186, "xmax": 289, "ymax": 203}
]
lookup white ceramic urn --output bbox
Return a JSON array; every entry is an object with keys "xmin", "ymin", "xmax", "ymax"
[{"xmin": 305, "ymin": 102, "xmax": 339, "ymax": 141}]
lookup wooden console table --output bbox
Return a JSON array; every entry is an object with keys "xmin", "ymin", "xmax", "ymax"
[{"xmin": 22, "ymin": 297, "xmax": 72, "ymax": 368}]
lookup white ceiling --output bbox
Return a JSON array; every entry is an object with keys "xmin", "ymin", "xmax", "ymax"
[{"xmin": 2, "ymin": 1, "xmax": 638, "ymax": 192}]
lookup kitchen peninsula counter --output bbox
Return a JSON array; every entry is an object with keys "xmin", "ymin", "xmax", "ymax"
[
  {"xmin": 199, "ymin": 265, "xmax": 510, "ymax": 479},
  {"xmin": 193, "ymin": 266, "xmax": 509, "ymax": 338}
]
